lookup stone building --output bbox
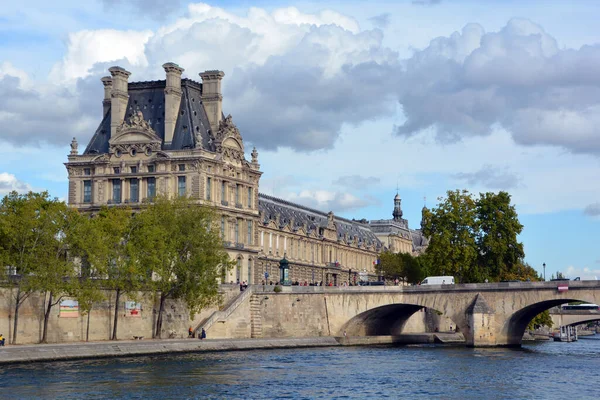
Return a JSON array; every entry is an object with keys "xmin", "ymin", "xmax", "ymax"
[
  {"xmin": 65, "ymin": 62, "xmax": 427, "ymax": 286},
  {"xmin": 65, "ymin": 63, "xmax": 262, "ymax": 284},
  {"xmin": 257, "ymin": 194, "xmax": 382, "ymax": 285},
  {"xmin": 369, "ymin": 193, "xmax": 429, "ymax": 256}
]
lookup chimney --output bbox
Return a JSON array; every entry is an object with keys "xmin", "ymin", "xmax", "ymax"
[
  {"xmin": 199, "ymin": 70, "xmax": 225, "ymax": 133},
  {"xmin": 162, "ymin": 62, "xmax": 184, "ymax": 146},
  {"xmin": 100, "ymin": 76, "xmax": 112, "ymax": 117},
  {"xmin": 108, "ymin": 66, "xmax": 131, "ymax": 138}
]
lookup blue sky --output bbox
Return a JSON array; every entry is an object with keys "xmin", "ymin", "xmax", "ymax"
[{"xmin": 1, "ymin": 0, "xmax": 599, "ymax": 279}]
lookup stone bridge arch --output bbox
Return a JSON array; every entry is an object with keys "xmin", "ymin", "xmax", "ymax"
[{"xmin": 254, "ymin": 281, "xmax": 600, "ymax": 347}]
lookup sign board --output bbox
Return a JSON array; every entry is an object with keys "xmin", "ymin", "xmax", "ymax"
[
  {"xmin": 557, "ymin": 285, "xmax": 569, "ymax": 292},
  {"xmin": 264, "ymin": 272, "xmax": 269, "ymax": 279},
  {"xmin": 125, "ymin": 301, "xmax": 142, "ymax": 317},
  {"xmin": 59, "ymin": 300, "xmax": 79, "ymax": 318}
]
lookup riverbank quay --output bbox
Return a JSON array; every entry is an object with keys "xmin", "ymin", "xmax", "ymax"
[
  {"xmin": 0, "ymin": 337, "xmax": 340, "ymax": 365},
  {"xmin": 0, "ymin": 333, "xmax": 468, "ymax": 365}
]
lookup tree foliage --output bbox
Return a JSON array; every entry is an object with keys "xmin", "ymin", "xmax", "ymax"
[
  {"xmin": 379, "ymin": 251, "xmax": 429, "ymax": 285},
  {"xmin": 129, "ymin": 196, "xmax": 232, "ymax": 338},
  {"xmin": 422, "ymin": 190, "xmax": 479, "ymax": 283},
  {"xmin": 0, "ymin": 191, "xmax": 81, "ymax": 343},
  {"xmin": 72, "ymin": 206, "xmax": 141, "ymax": 340},
  {"xmin": 477, "ymin": 191, "xmax": 525, "ymax": 281},
  {"xmin": 422, "ymin": 190, "xmax": 525, "ymax": 283},
  {"xmin": 528, "ymin": 311, "xmax": 553, "ymax": 330},
  {"xmin": 0, "ymin": 192, "xmax": 231, "ymax": 342}
]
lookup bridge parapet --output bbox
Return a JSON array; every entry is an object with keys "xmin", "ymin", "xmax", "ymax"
[{"xmin": 252, "ymin": 280, "xmax": 600, "ymax": 295}]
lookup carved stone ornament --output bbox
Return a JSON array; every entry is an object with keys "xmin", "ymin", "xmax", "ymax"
[
  {"xmin": 70, "ymin": 137, "xmax": 78, "ymax": 155},
  {"xmin": 109, "ymin": 111, "xmax": 162, "ymax": 156},
  {"xmin": 66, "ymin": 166, "xmax": 82, "ymax": 177},
  {"xmin": 213, "ymin": 114, "xmax": 244, "ymax": 157}
]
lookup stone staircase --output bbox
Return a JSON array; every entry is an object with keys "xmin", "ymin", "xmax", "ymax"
[
  {"xmin": 250, "ymin": 295, "xmax": 262, "ymax": 338},
  {"xmin": 195, "ymin": 286, "xmax": 254, "ymax": 335}
]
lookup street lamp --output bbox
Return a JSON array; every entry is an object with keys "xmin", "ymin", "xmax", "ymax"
[{"xmin": 543, "ymin": 263, "xmax": 546, "ymax": 281}]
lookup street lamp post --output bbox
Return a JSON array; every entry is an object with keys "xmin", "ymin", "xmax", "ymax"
[{"xmin": 543, "ymin": 263, "xmax": 546, "ymax": 281}]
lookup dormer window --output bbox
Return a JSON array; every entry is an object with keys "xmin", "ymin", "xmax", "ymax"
[
  {"xmin": 130, "ymin": 166, "xmax": 137, "ymax": 174},
  {"xmin": 147, "ymin": 165, "xmax": 155, "ymax": 173},
  {"xmin": 84, "ymin": 168, "xmax": 91, "ymax": 176},
  {"xmin": 178, "ymin": 164, "xmax": 185, "ymax": 172},
  {"xmin": 113, "ymin": 167, "xmax": 120, "ymax": 174}
]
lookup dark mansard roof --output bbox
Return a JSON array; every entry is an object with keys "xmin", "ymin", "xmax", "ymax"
[
  {"xmin": 258, "ymin": 193, "xmax": 382, "ymax": 250},
  {"xmin": 84, "ymin": 79, "xmax": 213, "ymax": 154}
]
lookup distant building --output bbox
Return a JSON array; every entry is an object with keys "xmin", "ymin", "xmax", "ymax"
[{"xmin": 65, "ymin": 63, "xmax": 426, "ymax": 285}]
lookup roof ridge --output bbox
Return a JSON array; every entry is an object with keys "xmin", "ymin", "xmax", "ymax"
[{"xmin": 258, "ymin": 193, "xmax": 371, "ymax": 228}]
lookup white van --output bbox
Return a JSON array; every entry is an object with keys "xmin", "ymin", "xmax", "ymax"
[{"xmin": 420, "ymin": 276, "xmax": 455, "ymax": 285}]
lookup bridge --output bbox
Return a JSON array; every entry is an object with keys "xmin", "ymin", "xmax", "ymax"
[
  {"xmin": 204, "ymin": 280, "xmax": 600, "ymax": 347},
  {"xmin": 549, "ymin": 308, "xmax": 600, "ymax": 328}
]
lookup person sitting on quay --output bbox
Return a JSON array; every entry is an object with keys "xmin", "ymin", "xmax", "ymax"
[
  {"xmin": 0, "ymin": 333, "xmax": 5, "ymax": 346},
  {"xmin": 188, "ymin": 326, "xmax": 194, "ymax": 338},
  {"xmin": 200, "ymin": 328, "xmax": 207, "ymax": 340}
]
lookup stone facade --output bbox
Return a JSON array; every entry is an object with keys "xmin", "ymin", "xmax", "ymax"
[
  {"xmin": 65, "ymin": 63, "xmax": 262, "ymax": 285},
  {"xmin": 65, "ymin": 62, "xmax": 426, "ymax": 287}
]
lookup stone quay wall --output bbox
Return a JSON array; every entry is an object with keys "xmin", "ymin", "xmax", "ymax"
[{"xmin": 0, "ymin": 284, "xmax": 240, "ymax": 344}]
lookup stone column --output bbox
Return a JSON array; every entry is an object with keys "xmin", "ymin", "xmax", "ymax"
[
  {"xmin": 108, "ymin": 66, "xmax": 131, "ymax": 139},
  {"xmin": 199, "ymin": 70, "xmax": 225, "ymax": 133},
  {"xmin": 163, "ymin": 62, "xmax": 184, "ymax": 147}
]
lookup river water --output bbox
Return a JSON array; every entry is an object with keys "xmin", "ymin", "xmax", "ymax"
[{"xmin": 2, "ymin": 336, "xmax": 600, "ymax": 399}]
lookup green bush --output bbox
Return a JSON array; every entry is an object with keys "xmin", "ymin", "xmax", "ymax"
[{"xmin": 273, "ymin": 285, "xmax": 282, "ymax": 293}]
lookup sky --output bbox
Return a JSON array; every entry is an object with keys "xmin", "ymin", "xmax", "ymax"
[{"xmin": 1, "ymin": 0, "xmax": 599, "ymax": 280}]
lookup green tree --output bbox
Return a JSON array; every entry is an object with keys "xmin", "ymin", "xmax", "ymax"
[
  {"xmin": 33, "ymin": 203, "xmax": 83, "ymax": 343},
  {"xmin": 379, "ymin": 251, "xmax": 428, "ymax": 285},
  {"xmin": 477, "ymin": 192, "xmax": 524, "ymax": 281},
  {"xmin": 499, "ymin": 262, "xmax": 540, "ymax": 282},
  {"xmin": 81, "ymin": 206, "xmax": 140, "ymax": 340},
  {"xmin": 130, "ymin": 196, "xmax": 232, "ymax": 338},
  {"xmin": 402, "ymin": 252, "xmax": 429, "ymax": 285},
  {"xmin": 0, "ymin": 191, "xmax": 75, "ymax": 344},
  {"xmin": 422, "ymin": 190, "xmax": 479, "ymax": 283},
  {"xmin": 528, "ymin": 310, "xmax": 553, "ymax": 330},
  {"xmin": 379, "ymin": 251, "xmax": 402, "ymax": 280}
]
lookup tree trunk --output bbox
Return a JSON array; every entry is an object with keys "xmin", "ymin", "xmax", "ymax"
[
  {"xmin": 86, "ymin": 308, "xmax": 92, "ymax": 342},
  {"xmin": 112, "ymin": 288, "xmax": 121, "ymax": 341},
  {"xmin": 155, "ymin": 294, "xmax": 166, "ymax": 339},
  {"xmin": 12, "ymin": 287, "xmax": 21, "ymax": 345},
  {"xmin": 41, "ymin": 291, "xmax": 53, "ymax": 343}
]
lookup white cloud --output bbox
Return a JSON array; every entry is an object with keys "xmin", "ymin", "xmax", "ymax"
[
  {"xmin": 0, "ymin": 65, "xmax": 100, "ymax": 147},
  {"xmin": 565, "ymin": 265, "xmax": 600, "ymax": 281},
  {"xmin": 453, "ymin": 165, "xmax": 521, "ymax": 190},
  {"xmin": 284, "ymin": 189, "xmax": 372, "ymax": 213},
  {"xmin": 0, "ymin": 172, "xmax": 32, "ymax": 195},
  {"xmin": 50, "ymin": 29, "xmax": 153, "ymax": 82},
  {"xmin": 394, "ymin": 18, "xmax": 600, "ymax": 156}
]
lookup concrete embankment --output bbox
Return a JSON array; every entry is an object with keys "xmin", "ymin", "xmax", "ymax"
[
  {"xmin": 0, "ymin": 334, "xmax": 466, "ymax": 365},
  {"xmin": 0, "ymin": 337, "xmax": 339, "ymax": 365}
]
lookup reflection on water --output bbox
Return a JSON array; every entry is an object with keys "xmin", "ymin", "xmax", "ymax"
[{"xmin": 2, "ymin": 336, "xmax": 600, "ymax": 399}]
